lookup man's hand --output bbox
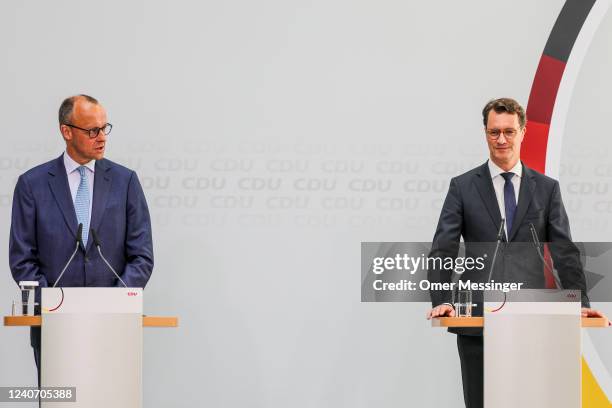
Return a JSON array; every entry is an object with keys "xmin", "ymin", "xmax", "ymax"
[
  {"xmin": 426, "ymin": 304, "xmax": 456, "ymax": 320},
  {"xmin": 581, "ymin": 307, "xmax": 611, "ymax": 325}
]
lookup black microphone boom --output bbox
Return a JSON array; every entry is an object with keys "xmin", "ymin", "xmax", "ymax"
[
  {"xmin": 487, "ymin": 218, "xmax": 505, "ymax": 284},
  {"xmin": 90, "ymin": 228, "xmax": 101, "ymax": 248},
  {"xmin": 529, "ymin": 222, "xmax": 563, "ymax": 289},
  {"xmin": 76, "ymin": 223, "xmax": 85, "ymax": 252},
  {"xmin": 496, "ymin": 217, "xmax": 505, "ymax": 241},
  {"xmin": 54, "ymin": 223, "xmax": 84, "ymax": 287},
  {"xmin": 90, "ymin": 228, "xmax": 128, "ymax": 288}
]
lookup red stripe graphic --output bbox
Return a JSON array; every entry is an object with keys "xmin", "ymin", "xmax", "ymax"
[
  {"xmin": 523, "ymin": 54, "xmax": 567, "ymax": 172},
  {"xmin": 524, "ymin": 54, "xmax": 567, "ymax": 289},
  {"xmin": 521, "ymin": 120, "xmax": 550, "ymax": 174},
  {"xmin": 527, "ymin": 54, "xmax": 566, "ymax": 125}
]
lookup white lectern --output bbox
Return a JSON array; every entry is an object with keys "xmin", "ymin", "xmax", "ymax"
[
  {"xmin": 42, "ymin": 287, "xmax": 143, "ymax": 408},
  {"xmin": 484, "ymin": 289, "xmax": 581, "ymax": 408},
  {"xmin": 432, "ymin": 289, "xmax": 609, "ymax": 408}
]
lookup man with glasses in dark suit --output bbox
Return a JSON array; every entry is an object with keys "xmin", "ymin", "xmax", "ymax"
[
  {"xmin": 9, "ymin": 94, "xmax": 154, "ymax": 386},
  {"xmin": 425, "ymin": 97, "xmax": 606, "ymax": 408}
]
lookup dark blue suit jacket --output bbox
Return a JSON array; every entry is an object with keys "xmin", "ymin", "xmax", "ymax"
[
  {"xmin": 9, "ymin": 155, "xmax": 154, "ymax": 291},
  {"xmin": 428, "ymin": 161, "xmax": 589, "ymax": 335}
]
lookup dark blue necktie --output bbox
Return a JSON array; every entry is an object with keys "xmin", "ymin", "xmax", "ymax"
[{"xmin": 501, "ymin": 172, "xmax": 516, "ymax": 236}]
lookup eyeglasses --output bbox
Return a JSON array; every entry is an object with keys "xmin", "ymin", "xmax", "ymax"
[
  {"xmin": 486, "ymin": 128, "xmax": 520, "ymax": 140},
  {"xmin": 63, "ymin": 123, "xmax": 113, "ymax": 139}
]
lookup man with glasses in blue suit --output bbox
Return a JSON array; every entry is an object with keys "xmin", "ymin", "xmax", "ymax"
[{"xmin": 9, "ymin": 94, "xmax": 154, "ymax": 385}]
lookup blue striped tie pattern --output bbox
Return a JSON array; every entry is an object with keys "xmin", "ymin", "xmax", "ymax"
[
  {"xmin": 501, "ymin": 172, "xmax": 516, "ymax": 236},
  {"xmin": 75, "ymin": 166, "xmax": 90, "ymax": 246}
]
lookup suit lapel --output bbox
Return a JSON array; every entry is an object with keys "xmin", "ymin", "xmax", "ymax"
[
  {"xmin": 48, "ymin": 155, "xmax": 78, "ymax": 238},
  {"xmin": 86, "ymin": 159, "xmax": 113, "ymax": 252},
  {"xmin": 508, "ymin": 163, "xmax": 535, "ymax": 241},
  {"xmin": 473, "ymin": 162, "xmax": 503, "ymax": 234}
]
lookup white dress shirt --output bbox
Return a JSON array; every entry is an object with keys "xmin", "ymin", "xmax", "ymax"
[
  {"xmin": 488, "ymin": 159, "xmax": 522, "ymax": 238},
  {"xmin": 63, "ymin": 151, "xmax": 95, "ymax": 224}
]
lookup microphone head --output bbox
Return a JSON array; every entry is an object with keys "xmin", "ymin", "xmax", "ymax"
[
  {"xmin": 90, "ymin": 228, "xmax": 101, "ymax": 248},
  {"xmin": 76, "ymin": 223, "xmax": 83, "ymax": 242},
  {"xmin": 497, "ymin": 218, "xmax": 506, "ymax": 240},
  {"xmin": 76, "ymin": 223, "xmax": 85, "ymax": 251},
  {"xmin": 529, "ymin": 222, "xmax": 540, "ymax": 246},
  {"xmin": 529, "ymin": 222, "xmax": 537, "ymax": 238}
]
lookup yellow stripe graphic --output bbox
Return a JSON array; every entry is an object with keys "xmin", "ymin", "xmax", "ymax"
[{"xmin": 583, "ymin": 357, "xmax": 612, "ymax": 407}]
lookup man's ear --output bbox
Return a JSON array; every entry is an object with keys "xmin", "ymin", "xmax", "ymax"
[{"xmin": 60, "ymin": 124, "xmax": 71, "ymax": 142}]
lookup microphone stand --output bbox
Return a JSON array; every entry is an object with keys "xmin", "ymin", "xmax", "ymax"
[
  {"xmin": 487, "ymin": 218, "xmax": 506, "ymax": 284},
  {"xmin": 529, "ymin": 222, "xmax": 563, "ymax": 289},
  {"xmin": 90, "ymin": 228, "xmax": 128, "ymax": 288},
  {"xmin": 54, "ymin": 223, "xmax": 84, "ymax": 288}
]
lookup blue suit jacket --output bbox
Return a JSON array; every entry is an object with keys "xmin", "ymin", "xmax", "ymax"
[{"xmin": 9, "ymin": 155, "xmax": 154, "ymax": 292}]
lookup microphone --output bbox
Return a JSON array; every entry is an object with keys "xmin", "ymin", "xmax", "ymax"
[
  {"xmin": 90, "ymin": 228, "xmax": 127, "ymax": 288},
  {"xmin": 487, "ymin": 218, "xmax": 506, "ymax": 283},
  {"xmin": 529, "ymin": 222, "xmax": 563, "ymax": 289},
  {"xmin": 53, "ymin": 223, "xmax": 84, "ymax": 287},
  {"xmin": 496, "ymin": 216, "xmax": 505, "ymax": 241}
]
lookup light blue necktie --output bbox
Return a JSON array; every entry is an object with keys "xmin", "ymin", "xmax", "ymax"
[{"xmin": 75, "ymin": 166, "xmax": 90, "ymax": 246}]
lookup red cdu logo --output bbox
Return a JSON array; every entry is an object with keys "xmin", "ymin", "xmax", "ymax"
[{"xmin": 127, "ymin": 291, "xmax": 138, "ymax": 297}]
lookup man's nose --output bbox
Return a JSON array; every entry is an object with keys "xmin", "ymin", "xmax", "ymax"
[{"xmin": 496, "ymin": 133, "xmax": 508, "ymax": 144}]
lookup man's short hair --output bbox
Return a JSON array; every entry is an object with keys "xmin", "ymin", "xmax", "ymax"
[
  {"xmin": 58, "ymin": 94, "xmax": 99, "ymax": 125},
  {"xmin": 482, "ymin": 98, "xmax": 526, "ymax": 129}
]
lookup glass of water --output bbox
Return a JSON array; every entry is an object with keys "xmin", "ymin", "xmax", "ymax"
[
  {"xmin": 18, "ymin": 281, "xmax": 39, "ymax": 316},
  {"xmin": 455, "ymin": 290, "xmax": 473, "ymax": 317}
]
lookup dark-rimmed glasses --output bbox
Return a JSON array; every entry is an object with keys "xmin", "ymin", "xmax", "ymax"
[
  {"xmin": 486, "ymin": 128, "xmax": 519, "ymax": 140},
  {"xmin": 63, "ymin": 123, "xmax": 113, "ymax": 139}
]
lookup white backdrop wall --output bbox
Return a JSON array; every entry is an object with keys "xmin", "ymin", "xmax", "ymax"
[{"xmin": 1, "ymin": 1, "xmax": 611, "ymax": 407}]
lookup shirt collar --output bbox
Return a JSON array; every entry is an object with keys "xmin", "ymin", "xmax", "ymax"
[
  {"xmin": 488, "ymin": 159, "xmax": 522, "ymax": 179},
  {"xmin": 63, "ymin": 151, "xmax": 96, "ymax": 174}
]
